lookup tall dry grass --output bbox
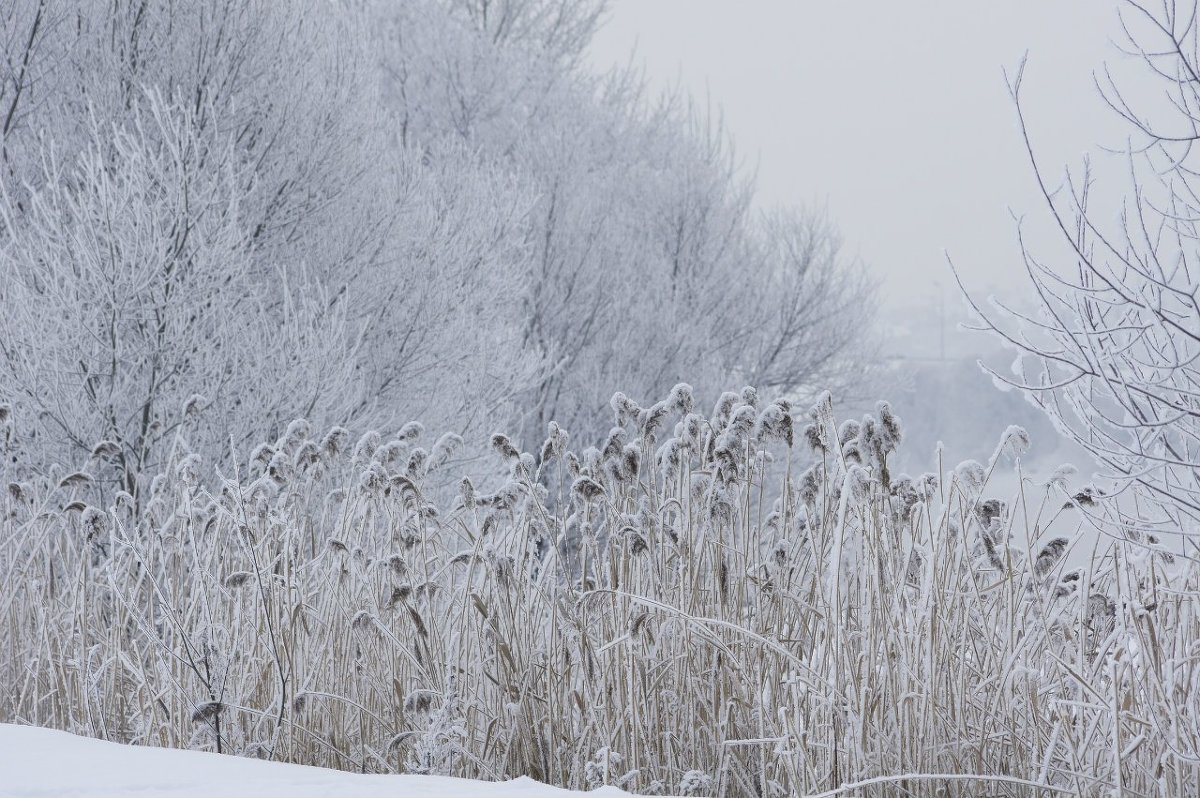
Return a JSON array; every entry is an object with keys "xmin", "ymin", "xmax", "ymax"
[{"xmin": 1, "ymin": 387, "xmax": 1196, "ymax": 796}]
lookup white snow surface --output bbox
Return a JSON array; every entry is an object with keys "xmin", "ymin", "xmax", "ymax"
[{"xmin": 0, "ymin": 724, "xmax": 637, "ymax": 798}]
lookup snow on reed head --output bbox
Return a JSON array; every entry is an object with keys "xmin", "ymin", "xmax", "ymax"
[
  {"xmin": 398, "ymin": 422, "xmax": 425, "ymax": 443},
  {"xmin": 954, "ymin": 459, "xmax": 987, "ymax": 495},
  {"xmin": 490, "ymin": 433, "xmax": 519, "ymax": 463},
  {"xmin": 711, "ymin": 391, "xmax": 739, "ymax": 430},
  {"xmin": 667, "ymin": 382, "xmax": 694, "ymax": 415},
  {"xmin": 610, "ymin": 392, "xmax": 639, "ymax": 427},
  {"xmin": 320, "ymin": 426, "xmax": 350, "ymax": 457},
  {"xmin": 353, "ymin": 430, "xmax": 381, "ymax": 462},
  {"xmin": 991, "ymin": 424, "xmax": 1031, "ymax": 464},
  {"xmin": 539, "ymin": 422, "xmax": 568, "ymax": 466},
  {"xmin": 754, "ymin": 398, "xmax": 793, "ymax": 447},
  {"xmin": 1033, "ymin": 536, "xmax": 1069, "ymax": 578}
]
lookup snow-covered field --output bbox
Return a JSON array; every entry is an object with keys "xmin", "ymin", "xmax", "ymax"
[{"xmin": 0, "ymin": 725, "xmax": 633, "ymax": 798}]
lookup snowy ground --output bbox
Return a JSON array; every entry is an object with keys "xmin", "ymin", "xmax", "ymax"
[{"xmin": 0, "ymin": 724, "xmax": 636, "ymax": 798}]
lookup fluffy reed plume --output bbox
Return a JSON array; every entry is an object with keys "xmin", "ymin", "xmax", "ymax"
[
  {"xmin": 722, "ymin": 405, "xmax": 756, "ymax": 447},
  {"xmin": 798, "ymin": 465, "xmax": 820, "ymax": 506},
  {"xmin": 459, "ymin": 477, "xmax": 477, "ymax": 511},
  {"xmin": 1067, "ymin": 485, "xmax": 1105, "ymax": 508},
  {"xmin": 601, "ymin": 427, "xmax": 626, "ymax": 461},
  {"xmin": 404, "ymin": 690, "xmax": 436, "ymax": 715},
  {"xmin": 803, "ymin": 418, "xmax": 826, "ymax": 454},
  {"xmin": 359, "ymin": 462, "xmax": 388, "ymax": 493},
  {"xmin": 398, "ymin": 422, "xmax": 425, "ymax": 442},
  {"xmin": 993, "ymin": 424, "xmax": 1031, "ymax": 462},
  {"xmin": 178, "ymin": 453, "xmax": 205, "ymax": 486},
  {"xmin": 90, "ymin": 440, "xmax": 121, "ymax": 460},
  {"xmin": 430, "ymin": 433, "xmax": 463, "ymax": 470},
  {"xmin": 678, "ymin": 769, "xmax": 714, "ymax": 796},
  {"xmin": 58, "ymin": 472, "xmax": 93, "ymax": 490},
  {"xmin": 406, "ymin": 448, "xmax": 429, "ymax": 478},
  {"xmin": 293, "ymin": 440, "xmax": 321, "ymax": 471},
  {"xmin": 353, "ymin": 431, "xmax": 381, "ymax": 462},
  {"xmin": 223, "ymin": 571, "xmax": 253, "ymax": 589},
  {"xmin": 1055, "ymin": 568, "xmax": 1083, "ymax": 598},
  {"xmin": 974, "ymin": 497, "xmax": 1005, "ymax": 530},
  {"xmin": 667, "ymin": 382, "xmax": 694, "ymax": 415},
  {"xmin": 679, "ymin": 412, "xmax": 703, "ymax": 448},
  {"xmin": 620, "ymin": 526, "xmax": 648, "ymax": 556},
  {"xmin": 265, "ymin": 451, "xmax": 290, "ymax": 485},
  {"xmin": 490, "ymin": 433, "xmax": 520, "ymax": 463},
  {"xmin": 838, "ymin": 419, "xmax": 861, "ymax": 464},
  {"xmin": 876, "ymin": 400, "xmax": 902, "ymax": 449},
  {"xmin": 620, "ymin": 444, "xmax": 640, "ymax": 481},
  {"xmin": 80, "ymin": 506, "xmax": 107, "ymax": 540},
  {"xmin": 320, "ymin": 426, "xmax": 350, "ymax": 456},
  {"xmin": 1033, "ymin": 536, "xmax": 1069, "ymax": 578},
  {"xmin": 637, "ymin": 402, "xmax": 670, "ymax": 440},
  {"xmin": 190, "ymin": 702, "xmax": 224, "ymax": 724},
  {"xmin": 954, "ymin": 459, "xmax": 987, "ymax": 494},
  {"xmin": 611, "ymin": 392, "xmax": 640, "ymax": 426},
  {"xmin": 373, "ymin": 440, "xmax": 406, "ymax": 466},
  {"xmin": 656, "ymin": 438, "xmax": 682, "ymax": 482},
  {"xmin": 250, "ymin": 443, "xmax": 275, "ymax": 468},
  {"xmin": 571, "ymin": 476, "xmax": 604, "ymax": 501},
  {"xmin": 754, "ymin": 398, "xmax": 793, "ymax": 447},
  {"xmin": 283, "ymin": 419, "xmax": 311, "ymax": 446},
  {"xmin": 710, "ymin": 391, "xmax": 739, "ymax": 430},
  {"xmin": 539, "ymin": 422, "xmax": 568, "ymax": 465},
  {"xmin": 1, "ymin": 385, "xmax": 1193, "ymax": 798}
]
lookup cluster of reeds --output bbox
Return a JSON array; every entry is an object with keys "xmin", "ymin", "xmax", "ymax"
[{"xmin": 1, "ymin": 386, "xmax": 1195, "ymax": 796}]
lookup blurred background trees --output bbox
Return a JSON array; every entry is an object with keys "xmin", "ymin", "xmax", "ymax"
[{"xmin": 0, "ymin": 0, "xmax": 877, "ymax": 498}]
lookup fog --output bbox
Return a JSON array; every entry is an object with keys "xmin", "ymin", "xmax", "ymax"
[
  {"xmin": 593, "ymin": 2, "xmax": 1136, "ymax": 474},
  {"xmin": 591, "ymin": 2, "xmax": 1124, "ymax": 312}
]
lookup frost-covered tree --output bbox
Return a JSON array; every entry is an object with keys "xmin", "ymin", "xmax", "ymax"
[
  {"xmin": 445, "ymin": 0, "xmax": 607, "ymax": 68},
  {"xmin": 738, "ymin": 207, "xmax": 875, "ymax": 394},
  {"xmin": 0, "ymin": 98, "xmax": 358, "ymax": 494},
  {"xmin": 1, "ymin": 1, "xmax": 369, "ymax": 261},
  {"xmin": 1, "ymin": 0, "xmax": 58, "ymax": 194},
  {"xmin": 0, "ymin": 0, "xmax": 877, "ymax": 491},
  {"xmin": 371, "ymin": 0, "xmax": 876, "ymax": 445},
  {"xmin": 0, "ymin": 0, "xmax": 535, "ymax": 487},
  {"xmin": 967, "ymin": 0, "xmax": 1200, "ymax": 535}
]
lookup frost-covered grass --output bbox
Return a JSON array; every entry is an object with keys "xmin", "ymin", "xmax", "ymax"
[{"xmin": 1, "ymin": 386, "xmax": 1196, "ymax": 797}]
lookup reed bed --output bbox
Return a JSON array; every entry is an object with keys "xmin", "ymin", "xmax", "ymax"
[{"xmin": 1, "ymin": 387, "xmax": 1196, "ymax": 796}]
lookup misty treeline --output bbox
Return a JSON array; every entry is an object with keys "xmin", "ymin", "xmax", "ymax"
[{"xmin": 0, "ymin": 0, "xmax": 872, "ymax": 497}]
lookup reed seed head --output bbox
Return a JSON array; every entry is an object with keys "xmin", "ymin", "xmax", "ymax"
[{"xmin": 190, "ymin": 702, "xmax": 224, "ymax": 724}]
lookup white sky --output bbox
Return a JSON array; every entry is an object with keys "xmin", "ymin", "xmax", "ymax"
[{"xmin": 589, "ymin": 2, "xmax": 1130, "ymax": 323}]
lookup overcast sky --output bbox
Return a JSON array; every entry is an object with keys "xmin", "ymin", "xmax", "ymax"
[{"xmin": 589, "ymin": 2, "xmax": 1131, "ymax": 334}]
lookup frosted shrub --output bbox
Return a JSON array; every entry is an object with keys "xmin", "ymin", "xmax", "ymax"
[{"xmin": 0, "ymin": 387, "xmax": 1195, "ymax": 796}]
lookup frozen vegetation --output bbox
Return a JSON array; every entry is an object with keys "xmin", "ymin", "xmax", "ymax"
[
  {"xmin": 4, "ymin": 0, "xmax": 1200, "ymax": 797},
  {"xmin": 1, "ymin": 386, "xmax": 1195, "ymax": 796},
  {"xmin": 0, "ymin": 0, "xmax": 872, "ymax": 492}
]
